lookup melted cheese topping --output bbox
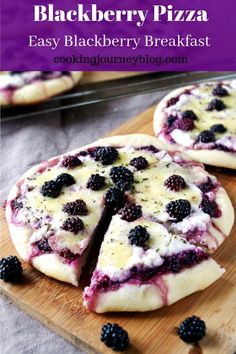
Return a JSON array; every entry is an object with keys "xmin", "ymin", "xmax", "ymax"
[
  {"xmin": 97, "ymin": 216, "xmax": 195, "ymax": 281},
  {"xmin": 15, "ymin": 146, "xmax": 210, "ymax": 263},
  {"xmin": 164, "ymin": 81, "xmax": 236, "ymax": 149}
]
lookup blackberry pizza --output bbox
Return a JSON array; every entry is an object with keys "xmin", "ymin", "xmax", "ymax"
[
  {"xmin": 5, "ymin": 135, "xmax": 234, "ymax": 312},
  {"xmin": 153, "ymin": 80, "xmax": 236, "ymax": 169},
  {"xmin": 0, "ymin": 71, "xmax": 82, "ymax": 106}
]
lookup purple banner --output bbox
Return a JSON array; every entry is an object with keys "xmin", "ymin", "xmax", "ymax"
[{"xmin": 1, "ymin": 0, "xmax": 236, "ymax": 71}]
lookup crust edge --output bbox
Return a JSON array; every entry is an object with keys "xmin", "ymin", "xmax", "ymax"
[{"xmin": 87, "ymin": 258, "xmax": 224, "ymax": 313}]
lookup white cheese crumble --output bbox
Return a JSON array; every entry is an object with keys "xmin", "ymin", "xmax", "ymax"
[
  {"xmin": 230, "ymin": 80, "xmax": 236, "ymax": 90},
  {"xmin": 171, "ymin": 211, "xmax": 211, "ymax": 234},
  {"xmin": 171, "ymin": 129, "xmax": 195, "ymax": 147},
  {"xmin": 166, "ymin": 235, "xmax": 195, "ymax": 255},
  {"xmin": 0, "ymin": 72, "xmax": 41, "ymax": 90}
]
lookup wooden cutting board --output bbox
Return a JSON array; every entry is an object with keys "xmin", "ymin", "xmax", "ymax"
[{"xmin": 0, "ymin": 106, "xmax": 236, "ymax": 354}]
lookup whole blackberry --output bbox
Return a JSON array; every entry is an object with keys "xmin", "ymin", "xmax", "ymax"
[
  {"xmin": 210, "ymin": 124, "xmax": 227, "ymax": 133},
  {"xmin": 164, "ymin": 175, "xmax": 186, "ymax": 192},
  {"xmin": 177, "ymin": 316, "xmax": 206, "ymax": 343},
  {"xmin": 198, "ymin": 177, "xmax": 215, "ymax": 193},
  {"xmin": 174, "ymin": 118, "xmax": 195, "ymax": 131},
  {"xmin": 94, "ymin": 146, "xmax": 119, "ymax": 165},
  {"xmin": 0, "ymin": 256, "xmax": 23, "ymax": 282},
  {"xmin": 119, "ymin": 202, "xmax": 142, "ymax": 222},
  {"xmin": 128, "ymin": 225, "xmax": 150, "ymax": 248},
  {"xmin": 62, "ymin": 217, "xmax": 85, "ymax": 234},
  {"xmin": 207, "ymin": 98, "xmax": 226, "ymax": 111},
  {"xmin": 55, "ymin": 173, "xmax": 75, "ymax": 187},
  {"xmin": 200, "ymin": 197, "xmax": 221, "ymax": 218},
  {"xmin": 130, "ymin": 156, "xmax": 149, "ymax": 170},
  {"xmin": 41, "ymin": 180, "xmax": 60, "ymax": 198},
  {"xmin": 166, "ymin": 199, "xmax": 191, "ymax": 221},
  {"xmin": 62, "ymin": 199, "xmax": 88, "ymax": 216},
  {"xmin": 166, "ymin": 115, "xmax": 177, "ymax": 128},
  {"xmin": 61, "ymin": 155, "xmax": 82, "ymax": 169},
  {"xmin": 167, "ymin": 97, "xmax": 179, "ymax": 107},
  {"xmin": 87, "ymin": 174, "xmax": 106, "ymax": 191},
  {"xmin": 100, "ymin": 323, "xmax": 129, "ymax": 351},
  {"xmin": 110, "ymin": 166, "xmax": 134, "ymax": 190},
  {"xmin": 212, "ymin": 84, "xmax": 228, "ymax": 97},
  {"xmin": 104, "ymin": 187, "xmax": 124, "ymax": 208},
  {"xmin": 196, "ymin": 130, "xmax": 215, "ymax": 143},
  {"xmin": 37, "ymin": 238, "xmax": 52, "ymax": 252},
  {"xmin": 182, "ymin": 110, "xmax": 198, "ymax": 120},
  {"xmin": 114, "ymin": 180, "xmax": 132, "ymax": 192}
]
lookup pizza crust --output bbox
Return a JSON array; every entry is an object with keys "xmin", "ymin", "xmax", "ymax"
[
  {"xmin": 32, "ymin": 254, "xmax": 79, "ymax": 286},
  {"xmin": 90, "ymin": 258, "xmax": 224, "ymax": 313},
  {"xmin": 153, "ymin": 82, "xmax": 236, "ymax": 169},
  {"xmin": 5, "ymin": 134, "xmax": 234, "ymax": 286},
  {"xmin": 0, "ymin": 71, "xmax": 82, "ymax": 106}
]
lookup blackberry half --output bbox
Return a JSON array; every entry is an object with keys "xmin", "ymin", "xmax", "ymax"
[
  {"xmin": 128, "ymin": 225, "xmax": 150, "ymax": 248},
  {"xmin": 174, "ymin": 118, "xmax": 195, "ymax": 131},
  {"xmin": 164, "ymin": 175, "xmax": 186, "ymax": 192},
  {"xmin": 207, "ymin": 98, "xmax": 226, "ymax": 111},
  {"xmin": 100, "ymin": 323, "xmax": 129, "ymax": 351},
  {"xmin": 210, "ymin": 124, "xmax": 227, "ymax": 133},
  {"xmin": 198, "ymin": 177, "xmax": 215, "ymax": 193},
  {"xmin": 37, "ymin": 238, "xmax": 52, "ymax": 253},
  {"xmin": 196, "ymin": 130, "xmax": 215, "ymax": 144},
  {"xmin": 130, "ymin": 156, "xmax": 149, "ymax": 170},
  {"xmin": 177, "ymin": 316, "xmax": 206, "ymax": 343},
  {"xmin": 110, "ymin": 166, "xmax": 134, "ymax": 190},
  {"xmin": 94, "ymin": 146, "xmax": 119, "ymax": 165},
  {"xmin": 166, "ymin": 97, "xmax": 179, "ymax": 107},
  {"xmin": 87, "ymin": 174, "xmax": 106, "ymax": 191},
  {"xmin": 212, "ymin": 84, "xmax": 228, "ymax": 97},
  {"xmin": 41, "ymin": 180, "xmax": 60, "ymax": 198},
  {"xmin": 104, "ymin": 187, "xmax": 124, "ymax": 208},
  {"xmin": 0, "ymin": 256, "xmax": 23, "ymax": 282},
  {"xmin": 55, "ymin": 173, "xmax": 75, "ymax": 187},
  {"xmin": 119, "ymin": 202, "xmax": 142, "ymax": 222},
  {"xmin": 62, "ymin": 199, "xmax": 88, "ymax": 216},
  {"xmin": 166, "ymin": 199, "xmax": 191, "ymax": 221},
  {"xmin": 61, "ymin": 155, "xmax": 82, "ymax": 169},
  {"xmin": 62, "ymin": 217, "xmax": 85, "ymax": 234},
  {"xmin": 200, "ymin": 197, "xmax": 221, "ymax": 218}
]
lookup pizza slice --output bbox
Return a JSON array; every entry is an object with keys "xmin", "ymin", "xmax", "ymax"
[
  {"xmin": 83, "ymin": 215, "xmax": 224, "ymax": 313},
  {"xmin": 0, "ymin": 71, "xmax": 82, "ymax": 106},
  {"xmin": 153, "ymin": 80, "xmax": 236, "ymax": 169}
]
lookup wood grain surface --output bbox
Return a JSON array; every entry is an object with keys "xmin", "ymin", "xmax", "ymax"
[{"xmin": 0, "ymin": 106, "xmax": 235, "ymax": 354}]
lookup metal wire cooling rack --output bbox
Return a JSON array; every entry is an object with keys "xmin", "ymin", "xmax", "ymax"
[{"xmin": 1, "ymin": 71, "xmax": 236, "ymax": 122}]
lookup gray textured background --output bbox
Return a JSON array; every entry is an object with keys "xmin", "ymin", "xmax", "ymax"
[{"xmin": 0, "ymin": 90, "xmax": 168, "ymax": 354}]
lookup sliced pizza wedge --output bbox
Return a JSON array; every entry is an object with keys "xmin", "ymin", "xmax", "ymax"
[
  {"xmin": 153, "ymin": 80, "xmax": 236, "ymax": 169},
  {"xmin": 83, "ymin": 215, "xmax": 224, "ymax": 313}
]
